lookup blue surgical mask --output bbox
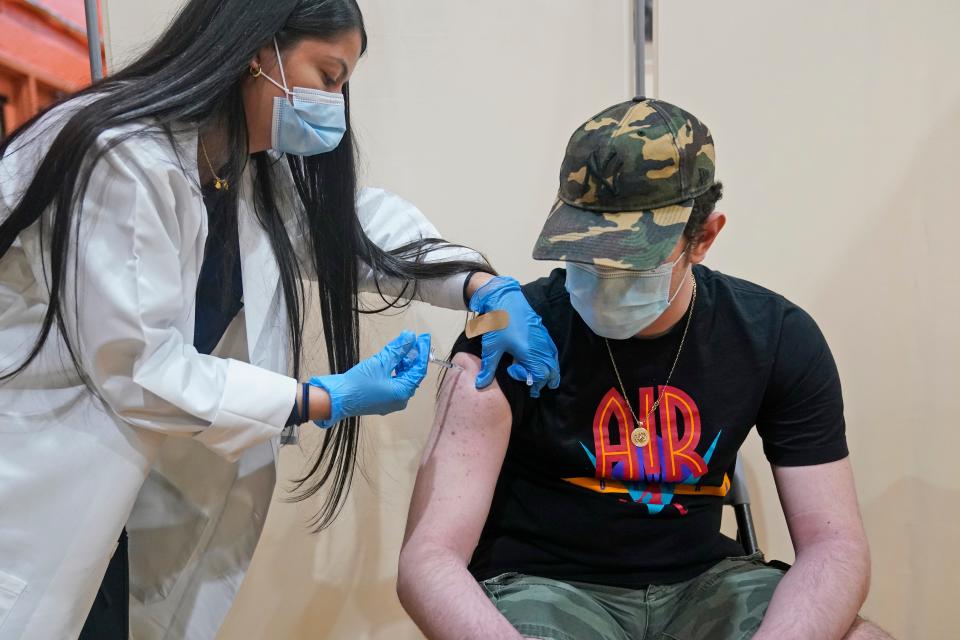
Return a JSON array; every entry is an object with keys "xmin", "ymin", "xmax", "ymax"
[
  {"xmin": 565, "ymin": 253, "xmax": 688, "ymax": 340},
  {"xmin": 258, "ymin": 38, "xmax": 347, "ymax": 156}
]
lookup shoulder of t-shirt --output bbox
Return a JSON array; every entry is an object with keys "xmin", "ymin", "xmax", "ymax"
[
  {"xmin": 699, "ymin": 266, "xmax": 830, "ymax": 365},
  {"xmin": 699, "ymin": 266, "xmax": 804, "ymax": 320},
  {"xmin": 699, "ymin": 266, "xmax": 786, "ymax": 302}
]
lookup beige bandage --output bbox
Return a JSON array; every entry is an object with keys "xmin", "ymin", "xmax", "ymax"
[{"xmin": 465, "ymin": 310, "xmax": 510, "ymax": 339}]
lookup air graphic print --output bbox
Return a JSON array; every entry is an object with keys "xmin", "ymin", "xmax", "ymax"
[{"xmin": 563, "ymin": 385, "xmax": 729, "ymax": 514}]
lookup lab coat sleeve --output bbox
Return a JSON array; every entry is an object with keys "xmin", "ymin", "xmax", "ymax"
[
  {"xmin": 355, "ymin": 188, "xmax": 489, "ymax": 310},
  {"xmin": 63, "ymin": 137, "xmax": 297, "ymax": 462}
]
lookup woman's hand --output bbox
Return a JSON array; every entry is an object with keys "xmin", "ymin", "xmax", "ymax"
[
  {"xmin": 309, "ymin": 331, "xmax": 431, "ymax": 427},
  {"xmin": 469, "ymin": 276, "xmax": 561, "ymax": 398}
]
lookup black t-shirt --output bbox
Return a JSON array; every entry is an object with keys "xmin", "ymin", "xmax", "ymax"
[{"xmin": 452, "ymin": 266, "xmax": 847, "ymax": 588}]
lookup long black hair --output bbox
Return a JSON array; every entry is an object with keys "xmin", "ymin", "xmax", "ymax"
[{"xmin": 0, "ymin": 0, "xmax": 493, "ymax": 530}]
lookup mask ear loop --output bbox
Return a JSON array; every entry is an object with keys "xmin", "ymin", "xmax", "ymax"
[
  {"xmin": 666, "ymin": 244, "xmax": 693, "ymax": 305},
  {"xmin": 671, "ymin": 244, "xmax": 690, "ymax": 268},
  {"xmin": 251, "ymin": 38, "xmax": 293, "ymax": 99},
  {"xmin": 273, "ymin": 37, "xmax": 292, "ymax": 100}
]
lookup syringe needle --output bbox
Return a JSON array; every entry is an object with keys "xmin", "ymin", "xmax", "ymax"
[{"xmin": 429, "ymin": 350, "xmax": 464, "ymax": 372}]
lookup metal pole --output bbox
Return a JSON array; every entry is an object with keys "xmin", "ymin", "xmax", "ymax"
[
  {"xmin": 84, "ymin": 0, "xmax": 104, "ymax": 81},
  {"xmin": 633, "ymin": 0, "xmax": 646, "ymax": 98}
]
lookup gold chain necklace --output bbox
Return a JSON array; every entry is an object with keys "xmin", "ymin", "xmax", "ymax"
[
  {"xmin": 604, "ymin": 274, "xmax": 697, "ymax": 448},
  {"xmin": 199, "ymin": 135, "xmax": 229, "ymax": 191}
]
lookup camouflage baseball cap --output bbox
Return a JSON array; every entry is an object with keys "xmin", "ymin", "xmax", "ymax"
[{"xmin": 532, "ymin": 98, "xmax": 716, "ymax": 271}]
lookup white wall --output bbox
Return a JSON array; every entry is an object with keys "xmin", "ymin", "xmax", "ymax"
[
  {"xmin": 101, "ymin": 0, "xmax": 181, "ymax": 70},
  {"xmin": 658, "ymin": 2, "xmax": 959, "ymax": 638},
  {"xmin": 350, "ymin": 0, "xmax": 633, "ymax": 283}
]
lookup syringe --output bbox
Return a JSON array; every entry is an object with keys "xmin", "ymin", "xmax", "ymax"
[{"xmin": 428, "ymin": 350, "xmax": 464, "ymax": 372}]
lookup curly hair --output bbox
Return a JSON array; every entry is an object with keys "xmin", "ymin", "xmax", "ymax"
[{"xmin": 684, "ymin": 181, "xmax": 724, "ymax": 244}]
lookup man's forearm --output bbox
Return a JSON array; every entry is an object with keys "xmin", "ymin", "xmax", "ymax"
[
  {"xmin": 754, "ymin": 540, "xmax": 869, "ymax": 640},
  {"xmin": 397, "ymin": 544, "xmax": 523, "ymax": 640}
]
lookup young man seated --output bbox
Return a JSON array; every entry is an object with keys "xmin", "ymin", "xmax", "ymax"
[{"xmin": 397, "ymin": 98, "xmax": 892, "ymax": 640}]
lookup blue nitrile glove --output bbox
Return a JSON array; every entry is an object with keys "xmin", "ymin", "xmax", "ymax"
[
  {"xmin": 309, "ymin": 331, "xmax": 431, "ymax": 428},
  {"xmin": 469, "ymin": 276, "xmax": 561, "ymax": 398},
  {"xmin": 395, "ymin": 332, "xmax": 432, "ymax": 380}
]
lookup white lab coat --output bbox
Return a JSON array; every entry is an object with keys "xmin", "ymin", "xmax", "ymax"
[{"xmin": 0, "ymin": 101, "xmax": 477, "ymax": 639}]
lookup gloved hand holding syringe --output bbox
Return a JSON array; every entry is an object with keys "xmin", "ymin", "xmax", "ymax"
[
  {"xmin": 393, "ymin": 336, "xmax": 464, "ymax": 374},
  {"xmin": 308, "ymin": 328, "xmax": 532, "ymax": 432},
  {"xmin": 266, "ymin": 308, "xmax": 547, "ymax": 445}
]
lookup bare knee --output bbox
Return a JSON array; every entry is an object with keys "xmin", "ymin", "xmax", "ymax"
[{"xmin": 843, "ymin": 616, "xmax": 895, "ymax": 640}]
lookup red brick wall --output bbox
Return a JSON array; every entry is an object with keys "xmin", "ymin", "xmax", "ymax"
[{"xmin": 0, "ymin": 0, "xmax": 94, "ymax": 136}]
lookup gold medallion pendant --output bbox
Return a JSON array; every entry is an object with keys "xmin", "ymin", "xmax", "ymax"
[
  {"xmin": 631, "ymin": 425, "xmax": 650, "ymax": 448},
  {"xmin": 214, "ymin": 178, "xmax": 229, "ymax": 190}
]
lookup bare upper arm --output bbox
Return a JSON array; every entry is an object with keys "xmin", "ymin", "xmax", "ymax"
[
  {"xmin": 772, "ymin": 457, "xmax": 868, "ymax": 553},
  {"xmin": 401, "ymin": 351, "xmax": 513, "ymax": 562}
]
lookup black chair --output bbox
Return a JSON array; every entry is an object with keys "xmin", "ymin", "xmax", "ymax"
[{"xmin": 725, "ymin": 454, "xmax": 760, "ymax": 555}]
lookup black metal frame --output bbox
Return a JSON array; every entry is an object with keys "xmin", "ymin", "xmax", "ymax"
[{"xmin": 725, "ymin": 454, "xmax": 760, "ymax": 555}]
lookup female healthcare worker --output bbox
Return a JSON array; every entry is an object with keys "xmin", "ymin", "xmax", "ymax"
[{"xmin": 0, "ymin": 1, "xmax": 560, "ymax": 638}]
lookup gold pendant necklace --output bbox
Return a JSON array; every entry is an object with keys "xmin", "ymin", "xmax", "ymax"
[
  {"xmin": 200, "ymin": 135, "xmax": 229, "ymax": 191},
  {"xmin": 605, "ymin": 274, "xmax": 697, "ymax": 449}
]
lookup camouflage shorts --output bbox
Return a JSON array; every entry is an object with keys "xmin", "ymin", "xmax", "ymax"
[{"xmin": 479, "ymin": 553, "xmax": 787, "ymax": 640}]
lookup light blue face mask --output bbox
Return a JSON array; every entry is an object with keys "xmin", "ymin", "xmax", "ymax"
[
  {"xmin": 565, "ymin": 252, "xmax": 688, "ymax": 340},
  {"xmin": 258, "ymin": 38, "xmax": 347, "ymax": 156}
]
